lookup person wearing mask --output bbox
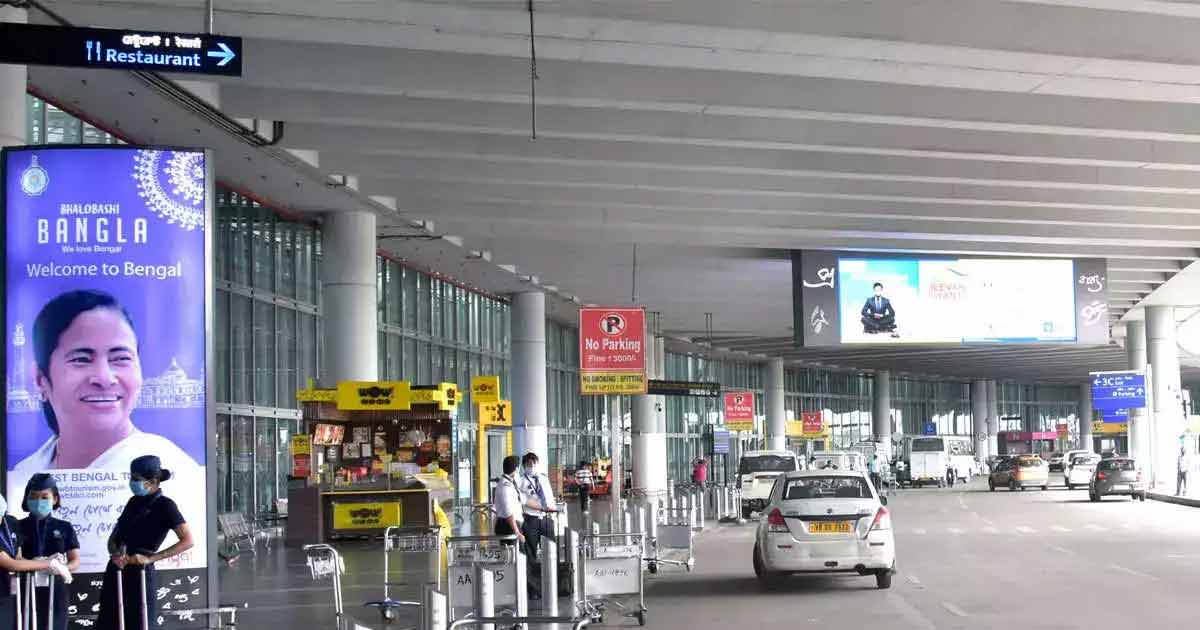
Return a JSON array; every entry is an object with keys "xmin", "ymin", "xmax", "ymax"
[
  {"xmin": 692, "ymin": 458, "xmax": 709, "ymax": 488},
  {"xmin": 19, "ymin": 473, "xmax": 79, "ymax": 630},
  {"xmin": 0, "ymin": 492, "xmax": 70, "ymax": 627},
  {"xmin": 492, "ymin": 455, "xmax": 526, "ymax": 549},
  {"xmin": 98, "ymin": 456, "xmax": 194, "ymax": 630},
  {"xmin": 517, "ymin": 453, "xmax": 558, "ymax": 563},
  {"xmin": 574, "ymin": 461, "xmax": 594, "ymax": 513}
]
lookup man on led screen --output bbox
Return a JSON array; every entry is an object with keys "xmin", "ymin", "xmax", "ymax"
[{"xmin": 861, "ymin": 282, "xmax": 899, "ymax": 337}]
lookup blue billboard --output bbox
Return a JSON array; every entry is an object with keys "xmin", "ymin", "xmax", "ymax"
[
  {"xmin": 1091, "ymin": 372, "xmax": 1146, "ymax": 411},
  {"xmin": 3, "ymin": 146, "xmax": 210, "ymax": 581}
]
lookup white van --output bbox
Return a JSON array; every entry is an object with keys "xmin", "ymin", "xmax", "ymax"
[
  {"xmin": 811, "ymin": 451, "xmax": 855, "ymax": 471},
  {"xmin": 738, "ymin": 450, "xmax": 801, "ymax": 518}
]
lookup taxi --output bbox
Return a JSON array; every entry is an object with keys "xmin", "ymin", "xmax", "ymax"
[{"xmin": 752, "ymin": 470, "xmax": 895, "ymax": 590}]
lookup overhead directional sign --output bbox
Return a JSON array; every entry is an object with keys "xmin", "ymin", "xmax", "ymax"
[
  {"xmin": 1091, "ymin": 372, "xmax": 1146, "ymax": 411},
  {"xmin": 1101, "ymin": 407, "xmax": 1129, "ymax": 423},
  {"xmin": 646, "ymin": 379, "xmax": 721, "ymax": 397},
  {"xmin": 0, "ymin": 23, "xmax": 243, "ymax": 77}
]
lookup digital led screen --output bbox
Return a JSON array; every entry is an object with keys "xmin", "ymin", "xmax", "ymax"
[{"xmin": 793, "ymin": 251, "xmax": 1109, "ymax": 347}]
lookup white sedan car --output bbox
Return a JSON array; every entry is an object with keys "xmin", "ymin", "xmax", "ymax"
[
  {"xmin": 752, "ymin": 470, "xmax": 896, "ymax": 590},
  {"xmin": 1063, "ymin": 452, "xmax": 1101, "ymax": 489}
]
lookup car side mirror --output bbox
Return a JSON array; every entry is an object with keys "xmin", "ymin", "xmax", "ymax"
[{"xmin": 880, "ymin": 496, "xmax": 888, "ymax": 506}]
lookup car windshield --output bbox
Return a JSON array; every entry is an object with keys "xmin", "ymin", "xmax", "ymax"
[
  {"xmin": 781, "ymin": 476, "xmax": 872, "ymax": 500},
  {"xmin": 1099, "ymin": 459, "xmax": 1136, "ymax": 471},
  {"xmin": 1070, "ymin": 454, "xmax": 1097, "ymax": 465},
  {"xmin": 1018, "ymin": 457, "xmax": 1043, "ymax": 468},
  {"xmin": 740, "ymin": 455, "xmax": 797, "ymax": 475}
]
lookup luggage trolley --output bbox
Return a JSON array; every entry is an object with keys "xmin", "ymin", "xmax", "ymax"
[
  {"xmin": 304, "ymin": 544, "xmax": 347, "ymax": 620},
  {"xmin": 653, "ymin": 507, "xmax": 695, "ymax": 572},
  {"xmin": 578, "ymin": 532, "xmax": 647, "ymax": 627},
  {"xmin": 445, "ymin": 535, "xmax": 528, "ymax": 622},
  {"xmin": 364, "ymin": 526, "xmax": 443, "ymax": 622}
]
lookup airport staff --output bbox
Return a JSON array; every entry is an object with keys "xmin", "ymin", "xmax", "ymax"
[
  {"xmin": 517, "ymin": 452, "xmax": 558, "ymax": 563},
  {"xmin": 19, "ymin": 473, "xmax": 79, "ymax": 630},
  {"xmin": 492, "ymin": 455, "xmax": 526, "ymax": 547},
  {"xmin": 98, "ymin": 455, "xmax": 194, "ymax": 630},
  {"xmin": 0, "ymin": 492, "xmax": 66, "ymax": 628}
]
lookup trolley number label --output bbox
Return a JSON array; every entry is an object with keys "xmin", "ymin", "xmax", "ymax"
[
  {"xmin": 584, "ymin": 557, "xmax": 640, "ymax": 596},
  {"xmin": 454, "ymin": 545, "xmax": 507, "ymax": 563},
  {"xmin": 449, "ymin": 563, "xmax": 519, "ymax": 606}
]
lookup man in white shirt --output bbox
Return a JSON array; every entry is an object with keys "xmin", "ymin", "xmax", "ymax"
[
  {"xmin": 517, "ymin": 452, "xmax": 558, "ymax": 565},
  {"xmin": 492, "ymin": 456, "xmax": 525, "ymax": 546}
]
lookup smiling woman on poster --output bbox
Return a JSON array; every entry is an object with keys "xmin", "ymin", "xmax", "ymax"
[{"xmin": 10, "ymin": 290, "xmax": 198, "ymax": 473}]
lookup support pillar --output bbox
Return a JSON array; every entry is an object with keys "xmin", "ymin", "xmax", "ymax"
[
  {"xmin": 872, "ymin": 371, "xmax": 892, "ymax": 456},
  {"xmin": 986, "ymin": 381, "xmax": 999, "ymax": 456},
  {"xmin": 321, "ymin": 211, "xmax": 377, "ymax": 381},
  {"xmin": 1147, "ymin": 306, "xmax": 1183, "ymax": 490},
  {"xmin": 971, "ymin": 380, "xmax": 989, "ymax": 463},
  {"xmin": 632, "ymin": 329, "xmax": 667, "ymax": 495},
  {"xmin": 766, "ymin": 358, "xmax": 786, "ymax": 452},
  {"xmin": 0, "ymin": 6, "xmax": 27, "ymax": 148},
  {"xmin": 1127, "ymin": 320, "xmax": 1149, "ymax": 471},
  {"xmin": 511, "ymin": 292, "xmax": 548, "ymax": 466},
  {"xmin": 1078, "ymin": 382, "xmax": 1094, "ymax": 452}
]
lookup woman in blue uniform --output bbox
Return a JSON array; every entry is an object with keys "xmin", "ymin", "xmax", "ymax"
[
  {"xmin": 19, "ymin": 473, "xmax": 80, "ymax": 630},
  {"xmin": 0, "ymin": 491, "xmax": 66, "ymax": 628},
  {"xmin": 98, "ymin": 456, "xmax": 194, "ymax": 630}
]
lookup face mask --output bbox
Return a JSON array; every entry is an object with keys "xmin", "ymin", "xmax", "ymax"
[
  {"xmin": 30, "ymin": 498, "xmax": 52, "ymax": 519},
  {"xmin": 129, "ymin": 480, "xmax": 151, "ymax": 497},
  {"xmin": 523, "ymin": 466, "xmax": 535, "ymax": 476}
]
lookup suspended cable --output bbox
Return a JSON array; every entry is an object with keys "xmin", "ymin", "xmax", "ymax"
[{"xmin": 528, "ymin": 0, "xmax": 538, "ymax": 139}]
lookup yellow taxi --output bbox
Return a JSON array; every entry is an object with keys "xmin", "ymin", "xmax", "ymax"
[{"xmin": 988, "ymin": 454, "xmax": 1049, "ymax": 491}]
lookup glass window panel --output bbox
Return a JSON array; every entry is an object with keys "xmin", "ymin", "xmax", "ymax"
[
  {"xmin": 297, "ymin": 227, "xmax": 315, "ymax": 303},
  {"xmin": 386, "ymin": 334, "xmax": 402, "ymax": 380},
  {"xmin": 255, "ymin": 418, "xmax": 276, "ymax": 515},
  {"xmin": 404, "ymin": 268, "xmax": 418, "ymax": 331},
  {"xmin": 253, "ymin": 300, "xmax": 276, "ymax": 406},
  {"xmin": 276, "ymin": 307, "xmax": 297, "ymax": 408},
  {"xmin": 214, "ymin": 289, "xmax": 230, "ymax": 404},
  {"xmin": 278, "ymin": 223, "xmax": 297, "ymax": 298},
  {"xmin": 418, "ymin": 341, "xmax": 431, "ymax": 383},
  {"xmin": 216, "ymin": 414, "xmax": 230, "ymax": 512},
  {"xmin": 229, "ymin": 203, "xmax": 251, "ymax": 286},
  {"xmin": 297, "ymin": 311, "xmax": 317, "ymax": 390},
  {"xmin": 276, "ymin": 420, "xmax": 295, "ymax": 514},
  {"xmin": 387, "ymin": 263, "xmax": 402, "ymax": 326},
  {"xmin": 431, "ymin": 344, "xmax": 444, "ymax": 383},
  {"xmin": 230, "ymin": 416, "xmax": 253, "ymax": 514},
  {"xmin": 230, "ymin": 294, "xmax": 252, "ymax": 404},
  {"xmin": 44, "ymin": 104, "xmax": 81, "ymax": 144},
  {"xmin": 431, "ymin": 280, "xmax": 443, "ymax": 339},
  {"xmin": 418, "ymin": 274, "xmax": 432, "ymax": 334},
  {"xmin": 404, "ymin": 338, "xmax": 417, "ymax": 380},
  {"xmin": 82, "ymin": 123, "xmax": 115, "ymax": 144},
  {"xmin": 26, "ymin": 94, "xmax": 43, "ymax": 144},
  {"xmin": 252, "ymin": 211, "xmax": 275, "ymax": 290}
]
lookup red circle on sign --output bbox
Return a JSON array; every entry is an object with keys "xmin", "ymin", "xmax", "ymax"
[{"xmin": 600, "ymin": 313, "xmax": 627, "ymax": 336}]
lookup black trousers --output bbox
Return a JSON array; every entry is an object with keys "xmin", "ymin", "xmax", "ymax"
[
  {"xmin": 1178, "ymin": 471, "xmax": 1188, "ymax": 496},
  {"xmin": 578, "ymin": 485, "xmax": 591, "ymax": 512},
  {"xmin": 98, "ymin": 562, "xmax": 156, "ymax": 630}
]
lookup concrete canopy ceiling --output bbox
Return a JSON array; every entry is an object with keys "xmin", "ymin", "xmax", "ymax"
[{"xmin": 29, "ymin": 0, "xmax": 1200, "ymax": 383}]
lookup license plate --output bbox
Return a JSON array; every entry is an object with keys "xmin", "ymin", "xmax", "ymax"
[{"xmin": 808, "ymin": 521, "xmax": 852, "ymax": 534}]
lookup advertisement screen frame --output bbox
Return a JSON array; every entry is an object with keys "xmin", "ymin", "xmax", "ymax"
[{"xmin": 0, "ymin": 143, "xmax": 218, "ymax": 617}]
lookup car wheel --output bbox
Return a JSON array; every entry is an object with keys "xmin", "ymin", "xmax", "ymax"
[
  {"xmin": 1089, "ymin": 492, "xmax": 1099, "ymax": 502},
  {"xmin": 742, "ymin": 507, "xmax": 753, "ymax": 520},
  {"xmin": 876, "ymin": 571, "xmax": 893, "ymax": 590},
  {"xmin": 1067, "ymin": 483, "xmax": 1074, "ymax": 490},
  {"xmin": 1009, "ymin": 479, "xmax": 1017, "ymax": 492},
  {"xmin": 1140, "ymin": 492, "xmax": 1147, "ymax": 502},
  {"xmin": 1041, "ymin": 485, "xmax": 1048, "ymax": 491},
  {"xmin": 753, "ymin": 546, "xmax": 781, "ymax": 590}
]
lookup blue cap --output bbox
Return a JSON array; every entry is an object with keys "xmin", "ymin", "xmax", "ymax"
[
  {"xmin": 130, "ymin": 455, "xmax": 172, "ymax": 482},
  {"xmin": 21, "ymin": 473, "xmax": 57, "ymax": 512}
]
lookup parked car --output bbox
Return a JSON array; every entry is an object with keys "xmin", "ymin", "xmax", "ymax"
[
  {"xmin": 1064, "ymin": 453, "xmax": 1101, "ymax": 489},
  {"xmin": 1046, "ymin": 452, "xmax": 1066, "ymax": 473},
  {"xmin": 988, "ymin": 455, "xmax": 1048, "ymax": 491},
  {"xmin": 1090, "ymin": 457, "xmax": 1146, "ymax": 502},
  {"xmin": 753, "ymin": 470, "xmax": 896, "ymax": 590}
]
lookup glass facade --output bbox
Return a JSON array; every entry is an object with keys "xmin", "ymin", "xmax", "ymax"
[{"xmin": 22, "ymin": 94, "xmax": 1085, "ymax": 517}]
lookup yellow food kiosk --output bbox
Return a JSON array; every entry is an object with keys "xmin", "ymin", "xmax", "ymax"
[{"xmin": 285, "ymin": 380, "xmax": 458, "ymax": 545}]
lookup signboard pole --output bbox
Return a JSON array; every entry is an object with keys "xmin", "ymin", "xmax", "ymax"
[
  {"xmin": 1146, "ymin": 364, "xmax": 1157, "ymax": 488},
  {"xmin": 609, "ymin": 395, "xmax": 622, "ymax": 516}
]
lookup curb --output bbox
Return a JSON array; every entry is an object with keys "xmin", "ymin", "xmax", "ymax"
[{"xmin": 1147, "ymin": 492, "xmax": 1200, "ymax": 508}]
